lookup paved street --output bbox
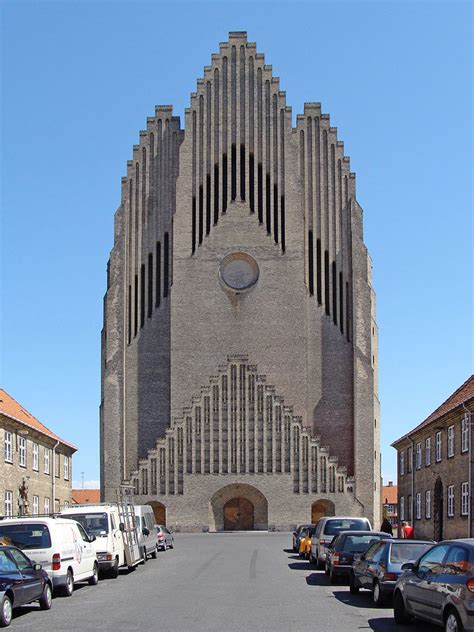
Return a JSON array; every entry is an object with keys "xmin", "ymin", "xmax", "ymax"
[{"xmin": 11, "ymin": 533, "xmax": 435, "ymax": 632}]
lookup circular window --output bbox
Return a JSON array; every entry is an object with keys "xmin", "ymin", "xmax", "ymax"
[{"xmin": 219, "ymin": 252, "xmax": 259, "ymax": 292}]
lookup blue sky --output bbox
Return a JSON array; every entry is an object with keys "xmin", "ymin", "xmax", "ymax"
[{"xmin": 1, "ymin": 0, "xmax": 472, "ymax": 488}]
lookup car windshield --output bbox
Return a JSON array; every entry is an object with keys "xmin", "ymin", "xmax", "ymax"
[
  {"xmin": 62, "ymin": 513, "xmax": 109, "ymax": 536},
  {"xmin": 341, "ymin": 534, "xmax": 385, "ymax": 553},
  {"xmin": 390, "ymin": 542, "xmax": 433, "ymax": 564},
  {"xmin": 324, "ymin": 519, "xmax": 369, "ymax": 535},
  {"xmin": 0, "ymin": 523, "xmax": 51, "ymax": 550}
]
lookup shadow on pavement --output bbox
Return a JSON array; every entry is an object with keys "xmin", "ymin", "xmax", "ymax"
[
  {"xmin": 333, "ymin": 590, "xmax": 385, "ymax": 610},
  {"xmin": 367, "ymin": 616, "xmax": 434, "ymax": 631},
  {"xmin": 305, "ymin": 572, "xmax": 330, "ymax": 586},
  {"xmin": 288, "ymin": 561, "xmax": 313, "ymax": 571},
  {"xmin": 283, "ymin": 548, "xmax": 294, "ymax": 553}
]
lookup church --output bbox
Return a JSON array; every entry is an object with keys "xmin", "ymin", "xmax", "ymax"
[{"xmin": 100, "ymin": 32, "xmax": 380, "ymax": 531}]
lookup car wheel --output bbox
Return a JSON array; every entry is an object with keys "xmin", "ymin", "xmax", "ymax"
[
  {"xmin": 349, "ymin": 572, "xmax": 360, "ymax": 595},
  {"xmin": 324, "ymin": 562, "xmax": 330, "ymax": 576},
  {"xmin": 141, "ymin": 548, "xmax": 147, "ymax": 564},
  {"xmin": 0, "ymin": 595, "xmax": 12, "ymax": 628},
  {"xmin": 393, "ymin": 590, "xmax": 411, "ymax": 624},
  {"xmin": 329, "ymin": 567, "xmax": 338, "ymax": 585},
  {"xmin": 170, "ymin": 539, "xmax": 174, "ymax": 549},
  {"xmin": 59, "ymin": 569, "xmax": 74, "ymax": 597},
  {"xmin": 309, "ymin": 551, "xmax": 316, "ymax": 565},
  {"xmin": 445, "ymin": 608, "xmax": 463, "ymax": 632},
  {"xmin": 373, "ymin": 581, "xmax": 385, "ymax": 607},
  {"xmin": 316, "ymin": 556, "xmax": 324, "ymax": 570},
  {"xmin": 150, "ymin": 547, "xmax": 157, "ymax": 559},
  {"xmin": 163, "ymin": 541, "xmax": 167, "ymax": 551},
  {"xmin": 88, "ymin": 563, "xmax": 99, "ymax": 586},
  {"xmin": 109, "ymin": 558, "xmax": 119, "ymax": 579},
  {"xmin": 39, "ymin": 583, "xmax": 52, "ymax": 610}
]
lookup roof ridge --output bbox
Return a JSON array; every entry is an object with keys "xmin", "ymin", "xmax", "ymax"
[{"xmin": 422, "ymin": 374, "xmax": 474, "ymax": 424}]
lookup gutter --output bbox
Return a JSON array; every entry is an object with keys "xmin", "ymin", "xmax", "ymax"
[{"xmin": 51, "ymin": 439, "xmax": 60, "ymax": 513}]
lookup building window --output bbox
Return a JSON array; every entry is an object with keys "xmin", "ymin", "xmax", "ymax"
[
  {"xmin": 44, "ymin": 497, "xmax": 50, "ymax": 515},
  {"xmin": 447, "ymin": 425, "xmax": 455, "ymax": 458},
  {"xmin": 4, "ymin": 491, "xmax": 13, "ymax": 517},
  {"xmin": 64, "ymin": 456, "xmax": 69, "ymax": 480},
  {"xmin": 461, "ymin": 482, "xmax": 469, "ymax": 516},
  {"xmin": 415, "ymin": 492, "xmax": 421, "ymax": 519},
  {"xmin": 415, "ymin": 442, "xmax": 422, "ymax": 469},
  {"xmin": 461, "ymin": 417, "xmax": 469, "ymax": 453},
  {"xmin": 400, "ymin": 496, "xmax": 405, "ymax": 521},
  {"xmin": 399, "ymin": 451, "xmax": 405, "ymax": 476},
  {"xmin": 32, "ymin": 495, "xmax": 39, "ymax": 515},
  {"xmin": 425, "ymin": 437, "xmax": 431, "ymax": 466},
  {"xmin": 425, "ymin": 490, "xmax": 431, "ymax": 519},
  {"xmin": 64, "ymin": 500, "xmax": 69, "ymax": 509},
  {"xmin": 447, "ymin": 485, "xmax": 454, "ymax": 517},
  {"xmin": 435, "ymin": 431, "xmax": 442, "ymax": 462},
  {"xmin": 407, "ymin": 446, "xmax": 413, "ymax": 473},
  {"xmin": 18, "ymin": 436, "xmax": 26, "ymax": 467},
  {"xmin": 55, "ymin": 451, "xmax": 60, "ymax": 478},
  {"xmin": 32, "ymin": 442, "xmax": 39, "ymax": 471},
  {"xmin": 4, "ymin": 431, "xmax": 12, "ymax": 463},
  {"xmin": 44, "ymin": 448, "xmax": 50, "ymax": 474}
]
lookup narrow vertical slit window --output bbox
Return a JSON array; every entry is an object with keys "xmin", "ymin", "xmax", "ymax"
[
  {"xmin": 206, "ymin": 174, "xmax": 211, "ymax": 234},
  {"xmin": 346, "ymin": 281, "xmax": 350, "ymax": 341},
  {"xmin": 257, "ymin": 163, "xmax": 263, "ymax": 222},
  {"xmin": 265, "ymin": 173, "xmax": 271, "ymax": 234},
  {"xmin": 240, "ymin": 144, "xmax": 245, "ymax": 200},
  {"xmin": 134, "ymin": 274, "xmax": 138, "ymax": 337},
  {"xmin": 213, "ymin": 164, "xmax": 219, "ymax": 224},
  {"xmin": 191, "ymin": 197, "xmax": 196, "ymax": 253},
  {"xmin": 164, "ymin": 232, "xmax": 169, "ymax": 298},
  {"xmin": 332, "ymin": 262, "xmax": 337, "ymax": 325},
  {"xmin": 308, "ymin": 231, "xmax": 314, "ymax": 295},
  {"xmin": 339, "ymin": 271, "xmax": 344, "ymax": 333},
  {"xmin": 147, "ymin": 253, "xmax": 153, "ymax": 318},
  {"xmin": 324, "ymin": 251, "xmax": 330, "ymax": 315},
  {"xmin": 316, "ymin": 239, "xmax": 322, "ymax": 305},
  {"xmin": 155, "ymin": 241, "xmax": 161, "ymax": 307},
  {"xmin": 249, "ymin": 153, "xmax": 255, "ymax": 212},
  {"xmin": 280, "ymin": 195, "xmax": 286, "ymax": 252},
  {"xmin": 222, "ymin": 154, "xmax": 228, "ymax": 212},
  {"xmin": 140, "ymin": 264, "xmax": 145, "ymax": 328},
  {"xmin": 231, "ymin": 143, "xmax": 237, "ymax": 200},
  {"xmin": 198, "ymin": 185, "xmax": 203, "ymax": 244},
  {"xmin": 127, "ymin": 285, "xmax": 131, "ymax": 344},
  {"xmin": 273, "ymin": 184, "xmax": 278, "ymax": 243}
]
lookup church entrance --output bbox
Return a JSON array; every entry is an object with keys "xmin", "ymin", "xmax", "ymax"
[
  {"xmin": 149, "ymin": 502, "xmax": 166, "ymax": 526},
  {"xmin": 223, "ymin": 498, "xmax": 254, "ymax": 531},
  {"xmin": 311, "ymin": 499, "xmax": 335, "ymax": 524}
]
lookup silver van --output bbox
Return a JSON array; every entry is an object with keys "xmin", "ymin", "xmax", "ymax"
[
  {"xmin": 134, "ymin": 506, "xmax": 157, "ymax": 560},
  {"xmin": 310, "ymin": 516, "xmax": 372, "ymax": 569}
]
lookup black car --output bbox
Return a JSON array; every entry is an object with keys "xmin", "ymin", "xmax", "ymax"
[
  {"xmin": 0, "ymin": 545, "xmax": 52, "ymax": 627},
  {"xmin": 350, "ymin": 538, "xmax": 434, "ymax": 605},
  {"xmin": 325, "ymin": 531, "xmax": 392, "ymax": 584}
]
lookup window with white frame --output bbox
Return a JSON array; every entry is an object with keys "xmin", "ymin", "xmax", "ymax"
[
  {"xmin": 64, "ymin": 456, "xmax": 69, "ymax": 480},
  {"xmin": 447, "ymin": 485, "xmax": 454, "ymax": 517},
  {"xmin": 32, "ymin": 442, "xmax": 39, "ymax": 471},
  {"xmin": 462, "ymin": 482, "xmax": 469, "ymax": 516},
  {"xmin": 4, "ymin": 431, "xmax": 12, "ymax": 463},
  {"xmin": 400, "ymin": 496, "xmax": 405, "ymax": 521},
  {"xmin": 462, "ymin": 417, "xmax": 469, "ymax": 453},
  {"xmin": 64, "ymin": 500, "xmax": 69, "ymax": 509},
  {"xmin": 400, "ymin": 451, "xmax": 405, "ymax": 476},
  {"xmin": 425, "ymin": 437, "xmax": 431, "ymax": 466},
  {"xmin": 435, "ymin": 431, "xmax": 442, "ymax": 462},
  {"xmin": 4, "ymin": 491, "xmax": 13, "ymax": 517},
  {"xmin": 447, "ymin": 425, "xmax": 455, "ymax": 457},
  {"xmin": 32, "ymin": 495, "xmax": 39, "ymax": 515},
  {"xmin": 44, "ymin": 497, "xmax": 50, "ymax": 515},
  {"xmin": 425, "ymin": 490, "xmax": 431, "ymax": 519},
  {"xmin": 18, "ymin": 436, "xmax": 26, "ymax": 467},
  {"xmin": 415, "ymin": 492, "xmax": 421, "ymax": 519},
  {"xmin": 44, "ymin": 447, "xmax": 50, "ymax": 474},
  {"xmin": 407, "ymin": 446, "xmax": 413, "ymax": 473},
  {"xmin": 415, "ymin": 442, "xmax": 422, "ymax": 469}
]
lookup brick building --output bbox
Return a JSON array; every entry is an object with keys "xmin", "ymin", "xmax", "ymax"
[
  {"xmin": 0, "ymin": 389, "xmax": 76, "ymax": 516},
  {"xmin": 382, "ymin": 481, "xmax": 398, "ymax": 528},
  {"xmin": 392, "ymin": 376, "xmax": 474, "ymax": 540},
  {"xmin": 101, "ymin": 32, "xmax": 380, "ymax": 530}
]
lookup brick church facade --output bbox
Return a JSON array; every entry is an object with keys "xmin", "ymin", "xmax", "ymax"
[{"xmin": 100, "ymin": 32, "xmax": 380, "ymax": 530}]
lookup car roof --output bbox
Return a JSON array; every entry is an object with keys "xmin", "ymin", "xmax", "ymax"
[
  {"xmin": 389, "ymin": 539, "xmax": 435, "ymax": 544},
  {"xmin": 437, "ymin": 539, "xmax": 474, "ymax": 546},
  {"xmin": 321, "ymin": 516, "xmax": 370, "ymax": 521},
  {"xmin": 335, "ymin": 530, "xmax": 389, "ymax": 537}
]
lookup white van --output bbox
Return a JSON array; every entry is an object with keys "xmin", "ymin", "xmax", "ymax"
[
  {"xmin": 61, "ymin": 505, "xmax": 125, "ymax": 578},
  {"xmin": 0, "ymin": 517, "xmax": 99, "ymax": 595},
  {"xmin": 134, "ymin": 506, "xmax": 157, "ymax": 560}
]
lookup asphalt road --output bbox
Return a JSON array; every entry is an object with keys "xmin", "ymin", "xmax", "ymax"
[{"xmin": 10, "ymin": 533, "xmax": 436, "ymax": 632}]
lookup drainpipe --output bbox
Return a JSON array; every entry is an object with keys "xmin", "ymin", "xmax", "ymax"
[
  {"xmin": 462, "ymin": 403, "xmax": 472, "ymax": 538},
  {"xmin": 408, "ymin": 435, "xmax": 415, "ymax": 528},
  {"xmin": 51, "ymin": 440, "xmax": 60, "ymax": 513}
]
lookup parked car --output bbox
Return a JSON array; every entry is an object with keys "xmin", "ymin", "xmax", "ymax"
[
  {"xmin": 293, "ymin": 525, "xmax": 312, "ymax": 552},
  {"xmin": 0, "ymin": 545, "xmax": 52, "ymax": 627},
  {"xmin": 393, "ymin": 539, "xmax": 474, "ymax": 630},
  {"xmin": 325, "ymin": 531, "xmax": 392, "ymax": 584},
  {"xmin": 61, "ymin": 505, "xmax": 126, "ymax": 577},
  {"xmin": 299, "ymin": 526, "xmax": 317, "ymax": 559},
  {"xmin": 310, "ymin": 517, "xmax": 372, "ymax": 569},
  {"xmin": 155, "ymin": 525, "xmax": 174, "ymax": 551},
  {"xmin": 350, "ymin": 538, "xmax": 434, "ymax": 605},
  {"xmin": 134, "ymin": 506, "xmax": 157, "ymax": 561},
  {"xmin": 0, "ymin": 518, "xmax": 98, "ymax": 597}
]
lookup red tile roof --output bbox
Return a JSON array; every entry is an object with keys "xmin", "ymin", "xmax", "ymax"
[
  {"xmin": 71, "ymin": 489, "xmax": 100, "ymax": 504},
  {"xmin": 392, "ymin": 375, "xmax": 474, "ymax": 446},
  {"xmin": 382, "ymin": 485, "xmax": 398, "ymax": 504},
  {"xmin": 0, "ymin": 388, "xmax": 77, "ymax": 451}
]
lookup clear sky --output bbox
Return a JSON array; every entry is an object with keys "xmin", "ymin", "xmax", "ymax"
[{"xmin": 1, "ymin": 0, "xmax": 472, "ymax": 488}]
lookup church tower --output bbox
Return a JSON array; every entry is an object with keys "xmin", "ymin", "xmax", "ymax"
[{"xmin": 100, "ymin": 32, "xmax": 380, "ymax": 530}]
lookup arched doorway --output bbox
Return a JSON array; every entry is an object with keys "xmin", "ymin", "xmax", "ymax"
[
  {"xmin": 434, "ymin": 478, "xmax": 443, "ymax": 541},
  {"xmin": 224, "ymin": 498, "xmax": 254, "ymax": 531},
  {"xmin": 148, "ymin": 502, "xmax": 166, "ymax": 526},
  {"xmin": 311, "ymin": 499, "xmax": 335, "ymax": 524}
]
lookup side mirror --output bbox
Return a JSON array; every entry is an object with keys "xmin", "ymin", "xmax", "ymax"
[
  {"xmin": 119, "ymin": 522, "xmax": 125, "ymax": 532},
  {"xmin": 401, "ymin": 562, "xmax": 414, "ymax": 571},
  {"xmin": 293, "ymin": 531, "xmax": 297, "ymax": 536},
  {"xmin": 34, "ymin": 563, "xmax": 42, "ymax": 571},
  {"xmin": 89, "ymin": 534, "xmax": 97, "ymax": 542},
  {"xmin": 142, "ymin": 527, "xmax": 150, "ymax": 536}
]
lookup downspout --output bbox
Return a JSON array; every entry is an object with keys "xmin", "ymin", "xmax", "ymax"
[
  {"xmin": 52, "ymin": 439, "xmax": 60, "ymax": 513},
  {"xmin": 462, "ymin": 403, "xmax": 472, "ymax": 538},
  {"xmin": 408, "ymin": 435, "xmax": 415, "ymax": 527}
]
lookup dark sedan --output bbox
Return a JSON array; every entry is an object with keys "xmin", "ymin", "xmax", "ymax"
[
  {"xmin": 325, "ymin": 531, "xmax": 392, "ymax": 584},
  {"xmin": 0, "ymin": 545, "xmax": 52, "ymax": 627},
  {"xmin": 350, "ymin": 538, "xmax": 434, "ymax": 605}
]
